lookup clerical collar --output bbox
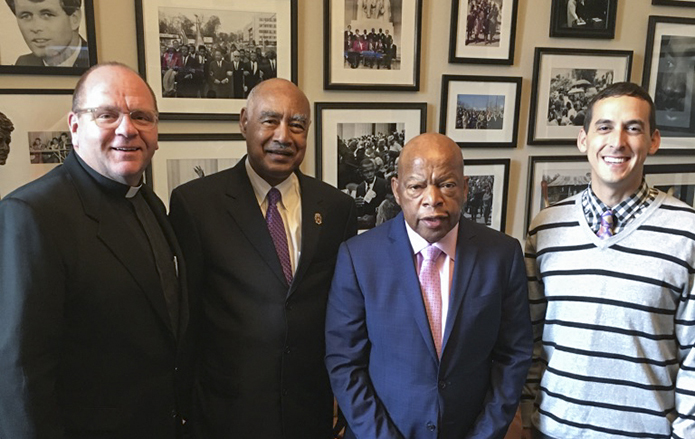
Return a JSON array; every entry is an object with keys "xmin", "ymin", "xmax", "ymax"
[{"xmin": 74, "ymin": 152, "xmax": 143, "ymax": 198}]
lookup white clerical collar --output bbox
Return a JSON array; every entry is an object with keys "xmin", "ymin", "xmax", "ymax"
[
  {"xmin": 245, "ymin": 157, "xmax": 299, "ymax": 207},
  {"xmin": 404, "ymin": 219, "xmax": 458, "ymax": 262},
  {"xmin": 125, "ymin": 185, "xmax": 142, "ymax": 199}
]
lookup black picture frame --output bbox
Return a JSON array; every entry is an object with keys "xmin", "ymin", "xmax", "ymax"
[
  {"xmin": 644, "ymin": 162, "xmax": 695, "ymax": 207},
  {"xmin": 135, "ymin": 0, "xmax": 298, "ymax": 121},
  {"xmin": 528, "ymin": 47, "xmax": 633, "ymax": 145},
  {"xmin": 448, "ymin": 0, "xmax": 519, "ymax": 65},
  {"xmin": 439, "ymin": 74, "xmax": 522, "ymax": 148},
  {"xmin": 323, "ymin": 0, "xmax": 423, "ymax": 91},
  {"xmin": 0, "ymin": 0, "xmax": 97, "ymax": 76},
  {"xmin": 549, "ymin": 0, "xmax": 618, "ymax": 39},
  {"xmin": 642, "ymin": 15, "xmax": 695, "ymax": 155},
  {"xmin": 463, "ymin": 158, "xmax": 510, "ymax": 232},
  {"xmin": 652, "ymin": 0, "xmax": 695, "ymax": 6}
]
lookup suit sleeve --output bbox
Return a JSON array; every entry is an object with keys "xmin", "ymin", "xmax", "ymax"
[
  {"xmin": 325, "ymin": 242, "xmax": 405, "ymax": 439},
  {"xmin": 465, "ymin": 241, "xmax": 533, "ymax": 439},
  {"xmin": 0, "ymin": 198, "xmax": 66, "ymax": 439}
]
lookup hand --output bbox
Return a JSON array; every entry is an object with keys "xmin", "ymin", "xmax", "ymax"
[
  {"xmin": 214, "ymin": 79, "xmax": 220, "ymax": 84},
  {"xmin": 244, "ymin": 71, "xmax": 250, "ymax": 76},
  {"xmin": 193, "ymin": 165, "xmax": 205, "ymax": 178},
  {"xmin": 222, "ymin": 78, "xmax": 229, "ymax": 84},
  {"xmin": 355, "ymin": 196, "xmax": 365, "ymax": 207}
]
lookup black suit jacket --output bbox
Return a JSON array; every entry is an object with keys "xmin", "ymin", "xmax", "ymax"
[
  {"xmin": 15, "ymin": 37, "xmax": 90, "ymax": 67},
  {"xmin": 0, "ymin": 152, "xmax": 191, "ymax": 439},
  {"xmin": 169, "ymin": 158, "xmax": 357, "ymax": 439}
]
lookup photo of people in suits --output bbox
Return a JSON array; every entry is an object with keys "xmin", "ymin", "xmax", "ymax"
[
  {"xmin": 343, "ymin": 0, "xmax": 401, "ymax": 70},
  {"xmin": 464, "ymin": 0, "xmax": 502, "ymax": 46}
]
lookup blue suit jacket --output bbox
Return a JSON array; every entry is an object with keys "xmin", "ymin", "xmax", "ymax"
[{"xmin": 325, "ymin": 213, "xmax": 532, "ymax": 439}]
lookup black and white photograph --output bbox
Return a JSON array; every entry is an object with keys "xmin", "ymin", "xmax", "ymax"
[
  {"xmin": 136, "ymin": 0, "xmax": 296, "ymax": 120},
  {"xmin": 546, "ymin": 68, "xmax": 615, "ymax": 127},
  {"xmin": 27, "ymin": 131, "xmax": 72, "ymax": 164},
  {"xmin": 448, "ymin": 0, "xmax": 517, "ymax": 64},
  {"xmin": 644, "ymin": 163, "xmax": 695, "ymax": 207},
  {"xmin": 0, "ymin": 0, "xmax": 97, "ymax": 75},
  {"xmin": 549, "ymin": 0, "xmax": 617, "ymax": 39},
  {"xmin": 463, "ymin": 0, "xmax": 502, "ymax": 46},
  {"xmin": 342, "ymin": 0, "xmax": 400, "ymax": 71},
  {"xmin": 455, "ymin": 94, "xmax": 505, "ymax": 130},
  {"xmin": 462, "ymin": 158, "xmax": 509, "ymax": 232}
]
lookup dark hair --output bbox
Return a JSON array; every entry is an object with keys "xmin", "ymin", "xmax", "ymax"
[
  {"xmin": 0, "ymin": 111, "xmax": 14, "ymax": 144},
  {"xmin": 5, "ymin": 0, "xmax": 81, "ymax": 16},
  {"xmin": 72, "ymin": 62, "xmax": 158, "ymax": 113},
  {"xmin": 583, "ymin": 82, "xmax": 657, "ymax": 135}
]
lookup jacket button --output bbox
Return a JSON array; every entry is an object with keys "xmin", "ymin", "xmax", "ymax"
[
  {"xmin": 438, "ymin": 380, "xmax": 447, "ymax": 389},
  {"xmin": 285, "ymin": 303, "xmax": 293, "ymax": 311},
  {"xmin": 171, "ymin": 410, "xmax": 177, "ymax": 418},
  {"xmin": 426, "ymin": 422, "xmax": 436, "ymax": 431},
  {"xmin": 285, "ymin": 346, "xmax": 291, "ymax": 354}
]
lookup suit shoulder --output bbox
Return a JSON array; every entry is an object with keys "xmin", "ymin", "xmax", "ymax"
[
  {"xmin": 15, "ymin": 53, "xmax": 42, "ymax": 66},
  {"xmin": 464, "ymin": 218, "xmax": 519, "ymax": 250},
  {"xmin": 3, "ymin": 166, "xmax": 72, "ymax": 207}
]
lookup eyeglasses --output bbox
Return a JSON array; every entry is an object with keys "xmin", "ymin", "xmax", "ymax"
[{"xmin": 74, "ymin": 107, "xmax": 159, "ymax": 130}]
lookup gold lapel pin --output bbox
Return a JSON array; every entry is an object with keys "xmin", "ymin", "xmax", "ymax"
[{"xmin": 315, "ymin": 212, "xmax": 322, "ymax": 225}]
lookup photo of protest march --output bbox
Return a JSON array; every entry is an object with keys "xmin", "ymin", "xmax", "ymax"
[
  {"xmin": 463, "ymin": 176, "xmax": 495, "ymax": 225},
  {"xmin": 455, "ymin": 94, "xmax": 505, "ymax": 130},
  {"xmin": 27, "ymin": 131, "xmax": 72, "ymax": 164},
  {"xmin": 343, "ymin": 0, "xmax": 401, "ymax": 70},
  {"xmin": 547, "ymin": 68, "xmax": 614, "ymax": 126},
  {"xmin": 158, "ymin": 7, "xmax": 278, "ymax": 99},
  {"xmin": 654, "ymin": 35, "xmax": 695, "ymax": 132},
  {"xmin": 464, "ymin": 0, "xmax": 502, "ymax": 46}
]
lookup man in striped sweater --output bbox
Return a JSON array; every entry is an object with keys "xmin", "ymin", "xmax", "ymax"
[{"xmin": 521, "ymin": 82, "xmax": 695, "ymax": 439}]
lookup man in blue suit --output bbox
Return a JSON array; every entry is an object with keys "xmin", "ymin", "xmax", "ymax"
[{"xmin": 326, "ymin": 132, "xmax": 532, "ymax": 439}]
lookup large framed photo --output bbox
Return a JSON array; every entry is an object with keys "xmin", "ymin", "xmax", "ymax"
[
  {"xmin": 0, "ymin": 89, "xmax": 73, "ymax": 199},
  {"xmin": 149, "ymin": 133, "xmax": 246, "ymax": 209},
  {"xmin": 324, "ymin": 0, "xmax": 423, "ymax": 91},
  {"xmin": 463, "ymin": 158, "xmax": 510, "ymax": 232},
  {"xmin": 653, "ymin": 0, "xmax": 695, "ymax": 6},
  {"xmin": 439, "ymin": 74, "xmax": 522, "ymax": 148},
  {"xmin": 136, "ymin": 0, "xmax": 297, "ymax": 121},
  {"xmin": 528, "ymin": 47, "xmax": 633, "ymax": 145},
  {"xmin": 315, "ymin": 102, "xmax": 426, "ymax": 229},
  {"xmin": 549, "ymin": 0, "xmax": 617, "ymax": 39},
  {"xmin": 642, "ymin": 16, "xmax": 695, "ymax": 154},
  {"xmin": 448, "ymin": 0, "xmax": 518, "ymax": 64},
  {"xmin": 525, "ymin": 155, "xmax": 590, "ymax": 233},
  {"xmin": 0, "ymin": 0, "xmax": 97, "ymax": 75},
  {"xmin": 644, "ymin": 163, "xmax": 695, "ymax": 207}
]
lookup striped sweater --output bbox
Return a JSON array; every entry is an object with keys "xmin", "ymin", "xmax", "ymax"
[{"xmin": 520, "ymin": 190, "xmax": 695, "ymax": 439}]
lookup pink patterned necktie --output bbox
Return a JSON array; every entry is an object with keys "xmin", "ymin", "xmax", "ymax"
[
  {"xmin": 419, "ymin": 245, "xmax": 443, "ymax": 356},
  {"xmin": 266, "ymin": 188, "xmax": 293, "ymax": 286},
  {"xmin": 597, "ymin": 209, "xmax": 614, "ymax": 239}
]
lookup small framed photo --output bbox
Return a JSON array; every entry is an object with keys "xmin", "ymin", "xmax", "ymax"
[
  {"xmin": 0, "ymin": 89, "xmax": 73, "ymax": 199},
  {"xmin": 549, "ymin": 0, "xmax": 617, "ymax": 39},
  {"xmin": 652, "ymin": 0, "xmax": 695, "ymax": 6},
  {"xmin": 525, "ymin": 155, "xmax": 590, "ymax": 233},
  {"xmin": 439, "ymin": 74, "xmax": 522, "ymax": 148},
  {"xmin": 528, "ymin": 47, "xmax": 633, "ymax": 145},
  {"xmin": 149, "ymin": 133, "xmax": 246, "ymax": 209},
  {"xmin": 463, "ymin": 158, "xmax": 510, "ymax": 232},
  {"xmin": 642, "ymin": 16, "xmax": 695, "ymax": 154},
  {"xmin": 324, "ymin": 0, "xmax": 423, "ymax": 91},
  {"xmin": 448, "ymin": 0, "xmax": 519, "ymax": 64},
  {"xmin": 135, "ymin": 0, "xmax": 297, "ymax": 120},
  {"xmin": 315, "ymin": 102, "xmax": 426, "ymax": 230},
  {"xmin": 644, "ymin": 163, "xmax": 695, "ymax": 207},
  {"xmin": 0, "ymin": 0, "xmax": 97, "ymax": 75}
]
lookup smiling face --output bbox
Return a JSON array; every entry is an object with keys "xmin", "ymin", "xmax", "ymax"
[
  {"xmin": 14, "ymin": 0, "xmax": 80, "ymax": 61},
  {"xmin": 578, "ymin": 95, "xmax": 661, "ymax": 205}
]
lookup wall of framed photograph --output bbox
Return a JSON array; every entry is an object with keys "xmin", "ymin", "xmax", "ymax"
[
  {"xmin": 653, "ymin": 0, "xmax": 695, "ymax": 6},
  {"xmin": 644, "ymin": 163, "xmax": 695, "ymax": 207},
  {"xmin": 439, "ymin": 74, "xmax": 522, "ymax": 148},
  {"xmin": 463, "ymin": 158, "xmax": 510, "ymax": 232},
  {"xmin": 549, "ymin": 0, "xmax": 618, "ymax": 39}
]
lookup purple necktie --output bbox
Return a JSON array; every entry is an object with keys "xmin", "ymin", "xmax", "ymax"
[
  {"xmin": 419, "ymin": 245, "xmax": 443, "ymax": 356},
  {"xmin": 597, "ymin": 209, "xmax": 614, "ymax": 239},
  {"xmin": 266, "ymin": 188, "xmax": 293, "ymax": 286}
]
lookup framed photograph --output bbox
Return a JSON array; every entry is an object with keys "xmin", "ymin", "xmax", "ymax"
[
  {"xmin": 0, "ymin": 89, "xmax": 73, "ymax": 199},
  {"xmin": 324, "ymin": 0, "xmax": 423, "ymax": 91},
  {"xmin": 644, "ymin": 163, "xmax": 695, "ymax": 207},
  {"xmin": 652, "ymin": 0, "xmax": 695, "ymax": 6},
  {"xmin": 315, "ymin": 102, "xmax": 426, "ymax": 229},
  {"xmin": 525, "ymin": 155, "xmax": 591, "ymax": 233},
  {"xmin": 463, "ymin": 158, "xmax": 510, "ymax": 232},
  {"xmin": 149, "ymin": 133, "xmax": 246, "ymax": 209},
  {"xmin": 135, "ymin": 0, "xmax": 297, "ymax": 120},
  {"xmin": 549, "ymin": 0, "xmax": 617, "ymax": 39},
  {"xmin": 439, "ymin": 74, "xmax": 522, "ymax": 148},
  {"xmin": 528, "ymin": 47, "xmax": 633, "ymax": 145},
  {"xmin": 0, "ymin": 0, "xmax": 97, "ymax": 75},
  {"xmin": 642, "ymin": 16, "xmax": 695, "ymax": 154},
  {"xmin": 448, "ymin": 0, "xmax": 518, "ymax": 64}
]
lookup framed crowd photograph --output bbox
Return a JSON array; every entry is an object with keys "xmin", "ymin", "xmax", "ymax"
[
  {"xmin": 0, "ymin": 0, "xmax": 97, "ymax": 75},
  {"xmin": 644, "ymin": 163, "xmax": 695, "ymax": 207},
  {"xmin": 463, "ymin": 158, "xmax": 510, "ymax": 232},
  {"xmin": 652, "ymin": 0, "xmax": 695, "ymax": 6},
  {"xmin": 314, "ymin": 102, "xmax": 426, "ymax": 230},
  {"xmin": 642, "ymin": 16, "xmax": 695, "ymax": 154},
  {"xmin": 527, "ymin": 47, "xmax": 633, "ymax": 145},
  {"xmin": 324, "ymin": 0, "xmax": 423, "ymax": 91},
  {"xmin": 135, "ymin": 0, "xmax": 297, "ymax": 121},
  {"xmin": 148, "ymin": 133, "xmax": 246, "ymax": 209},
  {"xmin": 525, "ymin": 155, "xmax": 590, "ymax": 233},
  {"xmin": 0, "ymin": 89, "xmax": 73, "ymax": 199},
  {"xmin": 549, "ymin": 0, "xmax": 617, "ymax": 39},
  {"xmin": 448, "ymin": 0, "xmax": 519, "ymax": 64},
  {"xmin": 439, "ymin": 74, "xmax": 522, "ymax": 148}
]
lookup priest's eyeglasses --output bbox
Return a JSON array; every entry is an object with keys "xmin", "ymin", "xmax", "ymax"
[{"xmin": 74, "ymin": 107, "xmax": 159, "ymax": 130}]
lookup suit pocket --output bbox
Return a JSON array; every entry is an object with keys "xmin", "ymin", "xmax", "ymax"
[{"xmin": 63, "ymin": 405, "xmax": 120, "ymax": 432}]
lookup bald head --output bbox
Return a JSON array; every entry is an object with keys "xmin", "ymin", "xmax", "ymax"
[
  {"xmin": 397, "ymin": 133, "xmax": 463, "ymax": 179},
  {"xmin": 245, "ymin": 78, "xmax": 310, "ymax": 121}
]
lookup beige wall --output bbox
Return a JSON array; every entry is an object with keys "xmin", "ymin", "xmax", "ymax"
[{"xmin": 2, "ymin": 0, "xmax": 695, "ymax": 241}]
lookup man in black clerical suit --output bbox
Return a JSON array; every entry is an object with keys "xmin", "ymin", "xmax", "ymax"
[
  {"xmin": 0, "ymin": 63, "xmax": 191, "ymax": 439},
  {"xmin": 169, "ymin": 78, "xmax": 357, "ymax": 439}
]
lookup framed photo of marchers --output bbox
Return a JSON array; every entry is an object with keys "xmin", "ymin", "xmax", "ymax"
[
  {"xmin": 0, "ymin": 89, "xmax": 73, "ymax": 199},
  {"xmin": 147, "ymin": 133, "xmax": 246, "ymax": 210},
  {"xmin": 652, "ymin": 0, "xmax": 695, "ymax": 6},
  {"xmin": 324, "ymin": 0, "xmax": 423, "ymax": 91},
  {"xmin": 644, "ymin": 163, "xmax": 695, "ymax": 207},
  {"xmin": 549, "ymin": 0, "xmax": 617, "ymax": 39},
  {"xmin": 642, "ymin": 16, "xmax": 695, "ymax": 155},
  {"xmin": 439, "ymin": 74, "xmax": 522, "ymax": 148},
  {"xmin": 0, "ymin": 0, "xmax": 97, "ymax": 76},
  {"xmin": 463, "ymin": 158, "xmax": 509, "ymax": 232},
  {"xmin": 314, "ymin": 102, "xmax": 426, "ymax": 230},
  {"xmin": 448, "ymin": 0, "xmax": 518, "ymax": 65},
  {"xmin": 527, "ymin": 47, "xmax": 633, "ymax": 145},
  {"xmin": 135, "ymin": 0, "xmax": 297, "ymax": 121},
  {"xmin": 525, "ymin": 155, "xmax": 590, "ymax": 234}
]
